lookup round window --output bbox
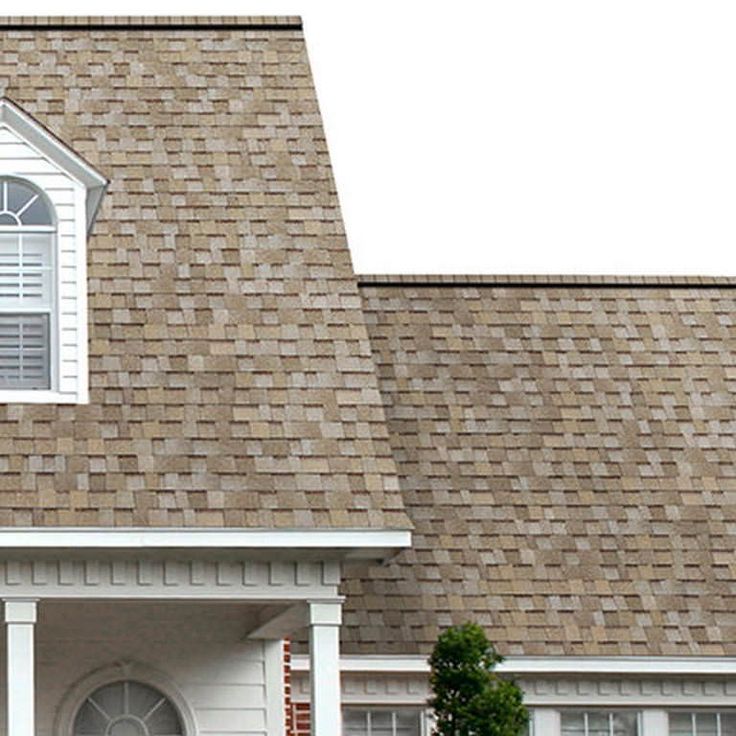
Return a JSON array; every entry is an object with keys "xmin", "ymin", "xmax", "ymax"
[{"xmin": 73, "ymin": 681, "xmax": 184, "ymax": 736}]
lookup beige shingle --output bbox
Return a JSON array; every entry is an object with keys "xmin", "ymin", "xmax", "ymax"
[
  {"xmin": 342, "ymin": 280, "xmax": 736, "ymax": 656},
  {"xmin": 0, "ymin": 21, "xmax": 409, "ymax": 530}
]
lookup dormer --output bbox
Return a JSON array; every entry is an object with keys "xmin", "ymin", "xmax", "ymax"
[{"xmin": 0, "ymin": 98, "xmax": 107, "ymax": 403}]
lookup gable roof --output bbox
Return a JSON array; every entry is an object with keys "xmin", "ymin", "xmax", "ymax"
[
  {"xmin": 0, "ymin": 17, "xmax": 409, "ymax": 531},
  {"xmin": 342, "ymin": 277, "xmax": 736, "ymax": 656},
  {"xmin": 0, "ymin": 97, "xmax": 108, "ymax": 230}
]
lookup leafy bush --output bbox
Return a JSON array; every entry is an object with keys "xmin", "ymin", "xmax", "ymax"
[{"xmin": 429, "ymin": 623, "xmax": 528, "ymax": 736}]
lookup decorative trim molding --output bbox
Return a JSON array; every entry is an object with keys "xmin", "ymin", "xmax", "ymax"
[
  {"xmin": 292, "ymin": 655, "xmax": 736, "ymax": 676},
  {"xmin": 0, "ymin": 558, "xmax": 341, "ymax": 601},
  {"xmin": 0, "ymin": 97, "xmax": 107, "ymax": 230},
  {"xmin": 0, "ymin": 528, "xmax": 411, "ymax": 559}
]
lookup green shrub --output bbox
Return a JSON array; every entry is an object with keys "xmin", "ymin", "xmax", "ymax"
[{"xmin": 429, "ymin": 622, "xmax": 528, "ymax": 736}]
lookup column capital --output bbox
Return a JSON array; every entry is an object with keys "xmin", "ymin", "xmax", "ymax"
[
  {"xmin": 308, "ymin": 599, "xmax": 343, "ymax": 627},
  {"xmin": 4, "ymin": 599, "xmax": 37, "ymax": 624}
]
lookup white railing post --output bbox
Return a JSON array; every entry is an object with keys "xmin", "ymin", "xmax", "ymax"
[
  {"xmin": 5, "ymin": 599, "xmax": 37, "ymax": 736},
  {"xmin": 308, "ymin": 599, "xmax": 342, "ymax": 736}
]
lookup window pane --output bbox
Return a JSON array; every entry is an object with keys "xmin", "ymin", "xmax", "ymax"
[
  {"xmin": 670, "ymin": 713, "xmax": 694, "ymax": 735},
  {"xmin": 587, "ymin": 712, "xmax": 610, "ymax": 735},
  {"xmin": 696, "ymin": 713, "xmax": 719, "ymax": 736},
  {"xmin": 0, "ymin": 314, "xmax": 50, "ymax": 389},
  {"xmin": 722, "ymin": 714, "xmax": 736, "ymax": 736},
  {"xmin": 89, "ymin": 682, "xmax": 124, "ymax": 721},
  {"xmin": 612, "ymin": 712, "xmax": 638, "ymax": 736},
  {"xmin": 343, "ymin": 710, "xmax": 369, "ymax": 736},
  {"xmin": 394, "ymin": 710, "xmax": 421, "ymax": 736},
  {"xmin": 561, "ymin": 711, "xmax": 586, "ymax": 735},
  {"xmin": 75, "ymin": 681, "xmax": 183, "ymax": 736},
  {"xmin": 0, "ymin": 232, "xmax": 52, "ymax": 308},
  {"xmin": 19, "ymin": 195, "xmax": 51, "ymax": 226},
  {"xmin": 73, "ymin": 701, "xmax": 109, "ymax": 735},
  {"xmin": 20, "ymin": 233, "xmax": 52, "ymax": 307},
  {"xmin": 6, "ymin": 180, "xmax": 36, "ymax": 214},
  {"xmin": 4, "ymin": 180, "xmax": 51, "ymax": 226},
  {"xmin": 343, "ymin": 709, "xmax": 421, "ymax": 736},
  {"xmin": 370, "ymin": 711, "xmax": 394, "ymax": 736}
]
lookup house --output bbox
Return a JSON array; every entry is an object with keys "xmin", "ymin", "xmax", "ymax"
[{"xmin": 0, "ymin": 14, "xmax": 732, "ymax": 736}]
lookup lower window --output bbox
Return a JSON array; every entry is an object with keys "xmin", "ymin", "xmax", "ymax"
[
  {"xmin": 343, "ymin": 707, "xmax": 423, "ymax": 736},
  {"xmin": 73, "ymin": 680, "xmax": 184, "ymax": 736},
  {"xmin": 561, "ymin": 710, "xmax": 640, "ymax": 736},
  {"xmin": 670, "ymin": 712, "xmax": 736, "ymax": 736}
]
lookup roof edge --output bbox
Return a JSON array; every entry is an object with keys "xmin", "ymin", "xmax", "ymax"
[
  {"xmin": 0, "ymin": 16, "xmax": 303, "ymax": 31},
  {"xmin": 291, "ymin": 654, "xmax": 736, "ymax": 676},
  {"xmin": 0, "ymin": 527, "xmax": 412, "ymax": 561},
  {"xmin": 358, "ymin": 274, "xmax": 736, "ymax": 288}
]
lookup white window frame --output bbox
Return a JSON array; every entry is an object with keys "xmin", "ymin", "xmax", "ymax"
[
  {"xmin": 0, "ymin": 178, "xmax": 57, "ymax": 394},
  {"xmin": 560, "ymin": 709, "xmax": 643, "ymax": 736},
  {"xmin": 342, "ymin": 706, "xmax": 429, "ymax": 736},
  {"xmin": 54, "ymin": 662, "xmax": 197, "ymax": 736},
  {"xmin": 668, "ymin": 710, "xmax": 736, "ymax": 736},
  {"xmin": 0, "ymin": 97, "xmax": 107, "ymax": 404}
]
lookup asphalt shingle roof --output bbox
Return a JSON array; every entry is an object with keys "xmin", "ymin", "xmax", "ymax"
[
  {"xmin": 0, "ymin": 18, "xmax": 408, "ymax": 529},
  {"xmin": 342, "ymin": 278, "xmax": 736, "ymax": 656}
]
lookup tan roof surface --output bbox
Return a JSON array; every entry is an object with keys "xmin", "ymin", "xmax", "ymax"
[
  {"xmin": 0, "ymin": 22, "xmax": 409, "ymax": 529},
  {"xmin": 342, "ymin": 281, "xmax": 736, "ymax": 656}
]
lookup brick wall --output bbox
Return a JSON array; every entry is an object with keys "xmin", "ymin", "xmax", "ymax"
[{"xmin": 284, "ymin": 639, "xmax": 311, "ymax": 736}]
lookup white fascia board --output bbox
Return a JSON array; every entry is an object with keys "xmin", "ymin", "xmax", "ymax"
[
  {"xmin": 291, "ymin": 655, "xmax": 736, "ymax": 676},
  {"xmin": 0, "ymin": 97, "xmax": 108, "ymax": 231},
  {"xmin": 0, "ymin": 527, "xmax": 412, "ymax": 558}
]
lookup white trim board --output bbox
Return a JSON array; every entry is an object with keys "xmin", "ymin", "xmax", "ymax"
[
  {"xmin": 0, "ymin": 97, "xmax": 108, "ymax": 230},
  {"xmin": 291, "ymin": 655, "xmax": 736, "ymax": 676},
  {"xmin": 0, "ymin": 528, "xmax": 412, "ymax": 560}
]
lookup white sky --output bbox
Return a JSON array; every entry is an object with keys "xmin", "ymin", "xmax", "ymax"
[{"xmin": 16, "ymin": 1, "xmax": 736, "ymax": 275}]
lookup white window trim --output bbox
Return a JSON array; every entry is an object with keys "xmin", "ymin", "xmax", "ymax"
[
  {"xmin": 0, "ymin": 526, "xmax": 411, "ymax": 558},
  {"xmin": 291, "ymin": 655, "xmax": 736, "ymax": 677},
  {"xmin": 53, "ymin": 661, "xmax": 197, "ymax": 736},
  {"xmin": 0, "ymin": 98, "xmax": 106, "ymax": 404}
]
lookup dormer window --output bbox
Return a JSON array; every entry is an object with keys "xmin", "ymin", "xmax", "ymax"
[
  {"xmin": 0, "ymin": 97, "xmax": 107, "ymax": 403},
  {"xmin": 0, "ymin": 178, "xmax": 54, "ymax": 389}
]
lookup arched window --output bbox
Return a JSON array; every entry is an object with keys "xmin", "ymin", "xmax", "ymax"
[
  {"xmin": 0, "ymin": 177, "xmax": 54, "ymax": 389},
  {"xmin": 73, "ymin": 680, "xmax": 185, "ymax": 736}
]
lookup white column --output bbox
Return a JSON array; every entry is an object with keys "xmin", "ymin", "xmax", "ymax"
[
  {"xmin": 534, "ymin": 708, "xmax": 561, "ymax": 735},
  {"xmin": 5, "ymin": 599, "xmax": 37, "ymax": 736},
  {"xmin": 642, "ymin": 710, "xmax": 668, "ymax": 736},
  {"xmin": 263, "ymin": 640, "xmax": 287, "ymax": 736},
  {"xmin": 309, "ymin": 600, "xmax": 342, "ymax": 736}
]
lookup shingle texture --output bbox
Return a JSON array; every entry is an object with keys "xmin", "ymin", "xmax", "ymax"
[
  {"xmin": 342, "ymin": 283, "xmax": 736, "ymax": 656},
  {"xmin": 0, "ymin": 23, "xmax": 408, "ymax": 529}
]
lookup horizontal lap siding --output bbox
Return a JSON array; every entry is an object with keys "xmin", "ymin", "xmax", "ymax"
[
  {"xmin": 29, "ymin": 600, "xmax": 270, "ymax": 736},
  {"xmin": 0, "ymin": 125, "xmax": 81, "ymax": 398}
]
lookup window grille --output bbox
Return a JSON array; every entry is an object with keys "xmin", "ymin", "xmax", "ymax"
[
  {"xmin": 669, "ymin": 712, "xmax": 736, "ymax": 736},
  {"xmin": 343, "ymin": 707, "xmax": 423, "ymax": 736},
  {"xmin": 0, "ymin": 178, "xmax": 53, "ymax": 389},
  {"xmin": 73, "ymin": 680, "xmax": 184, "ymax": 736},
  {"xmin": 561, "ymin": 710, "xmax": 640, "ymax": 736}
]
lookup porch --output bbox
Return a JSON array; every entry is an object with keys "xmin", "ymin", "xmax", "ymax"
[{"xmin": 0, "ymin": 546, "xmax": 356, "ymax": 736}]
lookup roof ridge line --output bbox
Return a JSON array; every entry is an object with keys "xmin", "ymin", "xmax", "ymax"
[
  {"xmin": 357, "ymin": 274, "xmax": 736, "ymax": 288},
  {"xmin": 0, "ymin": 16, "xmax": 303, "ymax": 30}
]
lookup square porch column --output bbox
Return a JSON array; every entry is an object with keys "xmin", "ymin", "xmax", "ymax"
[
  {"xmin": 308, "ymin": 600, "xmax": 342, "ymax": 736},
  {"xmin": 4, "ymin": 599, "xmax": 37, "ymax": 736}
]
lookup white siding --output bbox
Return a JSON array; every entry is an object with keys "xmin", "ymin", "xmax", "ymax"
[
  {"xmin": 0, "ymin": 600, "xmax": 273, "ymax": 736},
  {"xmin": 0, "ymin": 124, "xmax": 85, "ymax": 401}
]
